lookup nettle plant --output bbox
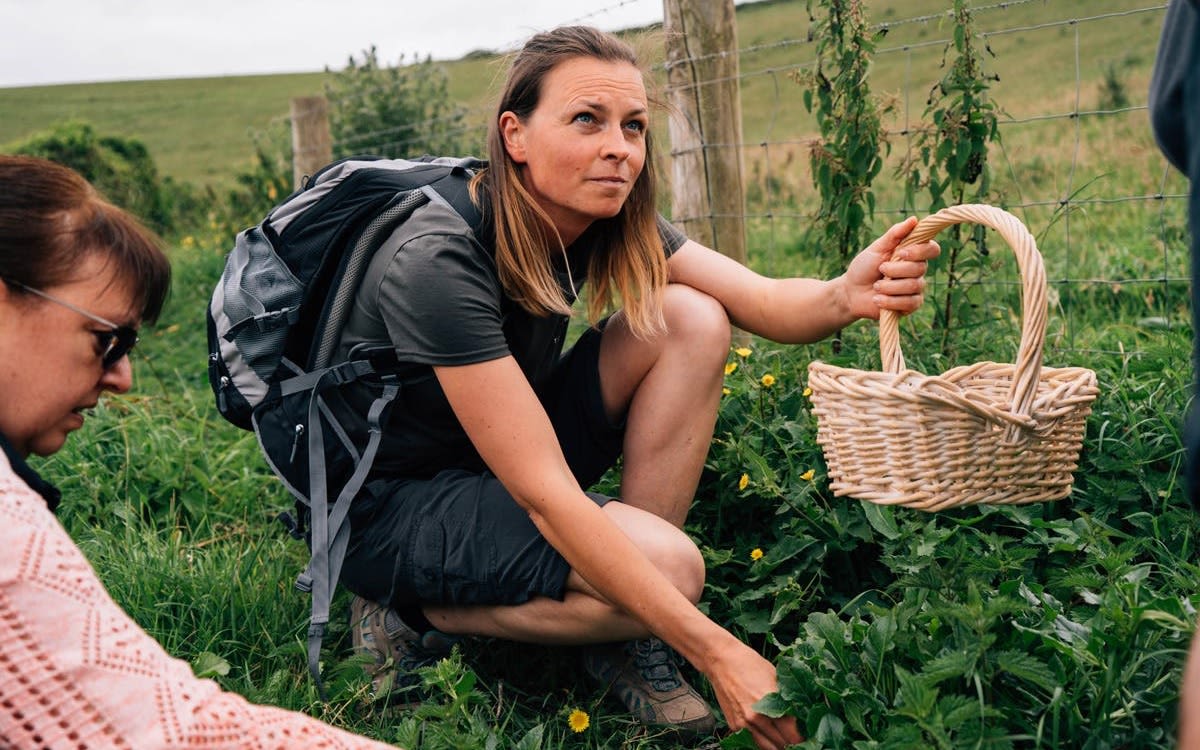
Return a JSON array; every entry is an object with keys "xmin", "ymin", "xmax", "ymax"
[
  {"xmin": 899, "ymin": 0, "xmax": 1003, "ymax": 354},
  {"xmin": 798, "ymin": 0, "xmax": 892, "ymax": 277}
]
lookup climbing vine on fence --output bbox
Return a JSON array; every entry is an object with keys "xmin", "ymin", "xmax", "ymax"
[
  {"xmin": 799, "ymin": 0, "xmax": 892, "ymax": 276},
  {"xmin": 900, "ymin": 0, "xmax": 1003, "ymax": 351}
]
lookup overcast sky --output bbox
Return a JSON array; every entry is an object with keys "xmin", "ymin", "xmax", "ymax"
[{"xmin": 0, "ymin": 0, "xmax": 708, "ymax": 88}]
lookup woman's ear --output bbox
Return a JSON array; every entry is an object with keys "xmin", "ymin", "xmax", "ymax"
[{"xmin": 499, "ymin": 111, "xmax": 527, "ymax": 164}]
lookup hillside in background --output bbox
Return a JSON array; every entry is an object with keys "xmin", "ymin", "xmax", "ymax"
[{"xmin": 0, "ymin": 0, "xmax": 1165, "ymax": 192}]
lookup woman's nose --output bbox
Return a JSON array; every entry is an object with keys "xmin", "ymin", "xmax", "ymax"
[
  {"xmin": 100, "ymin": 355, "xmax": 134, "ymax": 393},
  {"xmin": 601, "ymin": 125, "xmax": 631, "ymax": 161}
]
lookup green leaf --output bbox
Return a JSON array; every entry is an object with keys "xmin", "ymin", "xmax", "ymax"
[
  {"xmin": 753, "ymin": 691, "xmax": 791, "ymax": 718},
  {"xmin": 894, "ymin": 666, "xmax": 938, "ymax": 717},
  {"xmin": 994, "ymin": 650, "xmax": 1058, "ymax": 691},
  {"xmin": 863, "ymin": 502, "xmax": 901, "ymax": 540},
  {"xmin": 512, "ymin": 724, "xmax": 545, "ymax": 750},
  {"xmin": 920, "ymin": 650, "xmax": 976, "ymax": 685},
  {"xmin": 816, "ymin": 713, "xmax": 847, "ymax": 743},
  {"xmin": 191, "ymin": 651, "xmax": 231, "ymax": 679},
  {"xmin": 720, "ymin": 728, "xmax": 760, "ymax": 749},
  {"xmin": 864, "ymin": 614, "xmax": 898, "ymax": 668}
]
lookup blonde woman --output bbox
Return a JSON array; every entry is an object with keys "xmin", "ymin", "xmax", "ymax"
[{"xmin": 336, "ymin": 26, "xmax": 938, "ymax": 750}]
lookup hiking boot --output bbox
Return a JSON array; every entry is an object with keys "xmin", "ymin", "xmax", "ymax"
[
  {"xmin": 350, "ymin": 595, "xmax": 458, "ymax": 701},
  {"xmin": 583, "ymin": 637, "xmax": 717, "ymax": 739}
]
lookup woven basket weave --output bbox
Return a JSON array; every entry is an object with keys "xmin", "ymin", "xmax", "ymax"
[{"xmin": 807, "ymin": 204, "xmax": 1099, "ymax": 512}]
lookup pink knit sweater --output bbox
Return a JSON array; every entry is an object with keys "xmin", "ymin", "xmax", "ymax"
[{"xmin": 0, "ymin": 456, "xmax": 396, "ymax": 749}]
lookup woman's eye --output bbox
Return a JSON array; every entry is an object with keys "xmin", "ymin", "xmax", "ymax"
[{"xmin": 624, "ymin": 120, "xmax": 646, "ymax": 133}]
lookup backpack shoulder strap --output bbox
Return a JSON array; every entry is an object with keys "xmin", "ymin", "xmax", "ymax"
[{"xmin": 422, "ymin": 157, "xmax": 486, "ymax": 235}]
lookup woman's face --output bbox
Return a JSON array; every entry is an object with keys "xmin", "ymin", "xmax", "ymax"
[
  {"xmin": 0, "ymin": 254, "xmax": 138, "ymax": 457},
  {"xmin": 500, "ymin": 56, "xmax": 649, "ymax": 243}
]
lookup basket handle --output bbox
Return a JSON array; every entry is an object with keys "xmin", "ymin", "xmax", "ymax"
[{"xmin": 879, "ymin": 204, "xmax": 1048, "ymax": 443}]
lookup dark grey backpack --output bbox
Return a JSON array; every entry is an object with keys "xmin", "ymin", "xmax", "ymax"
[{"xmin": 205, "ymin": 155, "xmax": 485, "ymax": 693}]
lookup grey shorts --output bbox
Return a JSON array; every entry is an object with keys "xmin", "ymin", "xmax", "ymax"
[{"xmin": 340, "ymin": 325, "xmax": 622, "ymax": 609}]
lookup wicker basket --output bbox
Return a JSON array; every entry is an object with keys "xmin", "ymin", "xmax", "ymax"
[{"xmin": 807, "ymin": 204, "xmax": 1099, "ymax": 512}]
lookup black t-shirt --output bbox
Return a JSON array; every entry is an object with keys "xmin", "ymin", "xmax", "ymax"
[{"xmin": 330, "ymin": 198, "xmax": 687, "ymax": 478}]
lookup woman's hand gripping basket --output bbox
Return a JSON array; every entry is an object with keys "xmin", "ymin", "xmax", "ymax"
[{"xmin": 807, "ymin": 204, "xmax": 1099, "ymax": 512}]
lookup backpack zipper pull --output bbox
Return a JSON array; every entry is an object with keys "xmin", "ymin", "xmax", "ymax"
[{"xmin": 289, "ymin": 423, "xmax": 305, "ymax": 463}]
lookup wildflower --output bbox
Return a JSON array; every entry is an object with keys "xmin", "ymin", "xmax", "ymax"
[
  {"xmin": 734, "ymin": 346, "xmax": 753, "ymax": 358},
  {"xmin": 801, "ymin": 469, "xmax": 815, "ymax": 481},
  {"xmin": 760, "ymin": 374, "xmax": 776, "ymax": 387},
  {"xmin": 724, "ymin": 362, "xmax": 738, "ymax": 376},
  {"xmin": 750, "ymin": 548, "xmax": 764, "ymax": 561},
  {"xmin": 568, "ymin": 708, "xmax": 590, "ymax": 733},
  {"xmin": 722, "ymin": 387, "xmax": 731, "ymax": 396},
  {"xmin": 738, "ymin": 473, "xmax": 749, "ymax": 491},
  {"xmin": 803, "ymin": 386, "xmax": 813, "ymax": 397},
  {"xmin": 267, "ymin": 183, "xmax": 278, "ymax": 201}
]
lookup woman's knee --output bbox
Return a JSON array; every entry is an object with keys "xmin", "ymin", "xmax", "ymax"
[
  {"xmin": 660, "ymin": 531, "xmax": 706, "ymax": 604},
  {"xmin": 605, "ymin": 503, "xmax": 706, "ymax": 603},
  {"xmin": 661, "ymin": 284, "xmax": 732, "ymax": 358}
]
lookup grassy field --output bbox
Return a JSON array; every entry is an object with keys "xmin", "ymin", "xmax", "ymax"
[
  {"xmin": 8, "ymin": 0, "xmax": 1199, "ymax": 748},
  {"xmin": 0, "ymin": 0, "xmax": 1168, "ymax": 193}
]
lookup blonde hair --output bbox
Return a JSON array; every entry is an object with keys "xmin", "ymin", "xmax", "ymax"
[{"xmin": 473, "ymin": 25, "xmax": 667, "ymax": 338}]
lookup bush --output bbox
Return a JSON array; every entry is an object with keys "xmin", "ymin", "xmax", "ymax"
[
  {"xmin": 324, "ymin": 47, "xmax": 475, "ymax": 160},
  {"xmin": 10, "ymin": 120, "xmax": 185, "ymax": 234}
]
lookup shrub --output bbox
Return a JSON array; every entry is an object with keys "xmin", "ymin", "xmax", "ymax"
[{"xmin": 10, "ymin": 120, "xmax": 182, "ymax": 234}]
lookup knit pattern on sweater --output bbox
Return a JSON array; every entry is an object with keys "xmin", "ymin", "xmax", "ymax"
[{"xmin": 0, "ymin": 457, "xmax": 395, "ymax": 750}]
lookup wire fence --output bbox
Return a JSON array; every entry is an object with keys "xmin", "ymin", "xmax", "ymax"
[{"xmin": 277, "ymin": 0, "xmax": 1188, "ymax": 367}]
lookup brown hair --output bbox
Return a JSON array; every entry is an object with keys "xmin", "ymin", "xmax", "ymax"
[
  {"xmin": 474, "ymin": 25, "xmax": 668, "ymax": 338},
  {"xmin": 0, "ymin": 155, "xmax": 170, "ymax": 323}
]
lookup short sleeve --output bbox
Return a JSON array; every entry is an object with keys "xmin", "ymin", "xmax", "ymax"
[
  {"xmin": 657, "ymin": 214, "xmax": 688, "ymax": 257},
  {"xmin": 365, "ymin": 210, "xmax": 511, "ymax": 367}
]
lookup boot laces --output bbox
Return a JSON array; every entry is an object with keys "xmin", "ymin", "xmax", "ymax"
[{"xmin": 629, "ymin": 638, "xmax": 683, "ymax": 692}]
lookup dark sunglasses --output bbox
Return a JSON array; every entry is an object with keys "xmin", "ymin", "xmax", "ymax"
[{"xmin": 4, "ymin": 278, "xmax": 139, "ymax": 369}]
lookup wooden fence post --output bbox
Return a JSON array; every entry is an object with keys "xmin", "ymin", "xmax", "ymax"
[
  {"xmin": 290, "ymin": 96, "xmax": 332, "ymax": 190},
  {"xmin": 663, "ymin": 0, "xmax": 747, "ymax": 271}
]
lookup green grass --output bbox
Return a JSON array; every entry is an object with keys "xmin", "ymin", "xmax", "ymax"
[{"xmin": 14, "ymin": 0, "xmax": 1200, "ymax": 747}]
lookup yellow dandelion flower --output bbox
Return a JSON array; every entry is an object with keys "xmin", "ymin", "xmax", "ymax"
[
  {"xmin": 738, "ymin": 473, "xmax": 750, "ymax": 491},
  {"xmin": 801, "ymin": 469, "xmax": 815, "ymax": 481},
  {"xmin": 803, "ymin": 386, "xmax": 813, "ymax": 397},
  {"xmin": 267, "ymin": 184, "xmax": 278, "ymax": 201},
  {"xmin": 750, "ymin": 548, "xmax": 764, "ymax": 561},
  {"xmin": 760, "ymin": 374, "xmax": 776, "ymax": 387},
  {"xmin": 734, "ymin": 346, "xmax": 753, "ymax": 358},
  {"xmin": 568, "ymin": 708, "xmax": 590, "ymax": 733},
  {"xmin": 724, "ymin": 362, "xmax": 738, "ymax": 376},
  {"xmin": 722, "ymin": 387, "xmax": 731, "ymax": 396}
]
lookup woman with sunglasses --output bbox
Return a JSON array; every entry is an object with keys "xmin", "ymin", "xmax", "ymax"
[{"xmin": 0, "ymin": 155, "xmax": 397, "ymax": 748}]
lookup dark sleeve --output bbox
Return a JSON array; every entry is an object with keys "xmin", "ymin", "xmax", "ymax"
[
  {"xmin": 372, "ymin": 231, "xmax": 511, "ymax": 366},
  {"xmin": 657, "ymin": 214, "xmax": 688, "ymax": 257},
  {"xmin": 1149, "ymin": 0, "xmax": 1200, "ymax": 173}
]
